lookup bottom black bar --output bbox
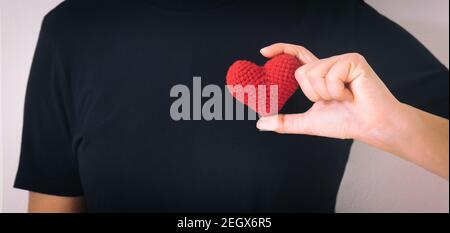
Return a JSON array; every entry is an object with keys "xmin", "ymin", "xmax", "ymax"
[{"xmin": 0, "ymin": 213, "xmax": 447, "ymax": 232}]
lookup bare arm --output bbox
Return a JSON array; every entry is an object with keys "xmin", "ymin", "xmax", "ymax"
[
  {"xmin": 28, "ymin": 192, "xmax": 86, "ymax": 213},
  {"xmin": 376, "ymin": 104, "xmax": 449, "ymax": 179}
]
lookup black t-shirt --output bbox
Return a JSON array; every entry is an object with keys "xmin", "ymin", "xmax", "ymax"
[{"xmin": 15, "ymin": 0, "xmax": 449, "ymax": 212}]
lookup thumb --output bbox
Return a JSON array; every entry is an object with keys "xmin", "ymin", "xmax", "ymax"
[{"xmin": 256, "ymin": 114, "xmax": 311, "ymax": 134}]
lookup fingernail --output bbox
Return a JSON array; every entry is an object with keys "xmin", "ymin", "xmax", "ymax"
[
  {"xmin": 256, "ymin": 117, "xmax": 277, "ymax": 131},
  {"xmin": 260, "ymin": 47, "xmax": 268, "ymax": 53}
]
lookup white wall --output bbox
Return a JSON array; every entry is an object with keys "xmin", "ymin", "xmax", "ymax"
[
  {"xmin": 0, "ymin": 0, "xmax": 4, "ymax": 212},
  {"xmin": 0, "ymin": 0, "xmax": 65, "ymax": 212},
  {"xmin": 0, "ymin": 0, "xmax": 448, "ymax": 212}
]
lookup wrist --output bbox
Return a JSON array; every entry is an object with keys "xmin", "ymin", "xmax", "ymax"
[
  {"xmin": 361, "ymin": 101, "xmax": 449, "ymax": 179},
  {"xmin": 358, "ymin": 101, "xmax": 413, "ymax": 157},
  {"xmin": 384, "ymin": 103, "xmax": 421, "ymax": 157}
]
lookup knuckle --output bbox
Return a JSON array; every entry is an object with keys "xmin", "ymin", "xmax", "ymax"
[
  {"xmin": 301, "ymin": 90, "xmax": 315, "ymax": 102},
  {"xmin": 329, "ymin": 88, "xmax": 343, "ymax": 99},
  {"xmin": 303, "ymin": 115, "xmax": 315, "ymax": 135},
  {"xmin": 309, "ymin": 94, "xmax": 320, "ymax": 102},
  {"xmin": 276, "ymin": 115, "xmax": 288, "ymax": 134},
  {"xmin": 345, "ymin": 53, "xmax": 365, "ymax": 62},
  {"xmin": 297, "ymin": 77, "xmax": 308, "ymax": 89},
  {"xmin": 324, "ymin": 74, "xmax": 334, "ymax": 82},
  {"xmin": 296, "ymin": 45, "xmax": 306, "ymax": 51},
  {"xmin": 324, "ymin": 76, "xmax": 340, "ymax": 97},
  {"xmin": 325, "ymin": 73, "xmax": 341, "ymax": 85},
  {"xmin": 307, "ymin": 73, "xmax": 321, "ymax": 84},
  {"xmin": 305, "ymin": 69, "xmax": 317, "ymax": 79},
  {"xmin": 295, "ymin": 67, "xmax": 306, "ymax": 77}
]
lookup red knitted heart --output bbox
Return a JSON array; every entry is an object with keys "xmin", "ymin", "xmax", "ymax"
[{"xmin": 226, "ymin": 54, "xmax": 301, "ymax": 116}]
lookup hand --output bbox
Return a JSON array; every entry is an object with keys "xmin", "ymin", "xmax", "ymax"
[
  {"xmin": 256, "ymin": 43, "xmax": 449, "ymax": 179},
  {"xmin": 257, "ymin": 43, "xmax": 400, "ymax": 143}
]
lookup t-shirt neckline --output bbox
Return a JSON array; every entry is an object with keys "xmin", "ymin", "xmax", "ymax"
[{"xmin": 145, "ymin": 0, "xmax": 234, "ymax": 12}]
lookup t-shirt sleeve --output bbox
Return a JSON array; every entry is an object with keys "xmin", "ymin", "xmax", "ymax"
[
  {"xmin": 352, "ymin": 0, "xmax": 449, "ymax": 118},
  {"xmin": 14, "ymin": 15, "xmax": 83, "ymax": 196}
]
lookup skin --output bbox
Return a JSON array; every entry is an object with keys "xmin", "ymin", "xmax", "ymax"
[
  {"xmin": 257, "ymin": 43, "xmax": 449, "ymax": 180},
  {"xmin": 28, "ymin": 192, "xmax": 85, "ymax": 213},
  {"xmin": 28, "ymin": 42, "xmax": 448, "ymax": 212}
]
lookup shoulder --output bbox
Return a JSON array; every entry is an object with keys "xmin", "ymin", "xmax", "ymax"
[
  {"xmin": 42, "ymin": 0, "xmax": 85, "ymax": 30},
  {"xmin": 39, "ymin": 0, "xmax": 126, "ymax": 52},
  {"xmin": 40, "ymin": 0, "xmax": 118, "ymax": 39}
]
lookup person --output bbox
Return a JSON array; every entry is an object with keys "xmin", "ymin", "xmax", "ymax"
[
  {"xmin": 14, "ymin": 0, "xmax": 449, "ymax": 212},
  {"xmin": 256, "ymin": 43, "xmax": 449, "ymax": 179}
]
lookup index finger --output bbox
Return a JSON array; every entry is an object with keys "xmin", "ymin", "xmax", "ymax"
[{"xmin": 260, "ymin": 43, "xmax": 319, "ymax": 64}]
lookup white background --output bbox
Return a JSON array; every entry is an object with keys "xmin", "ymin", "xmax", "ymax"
[{"xmin": 1, "ymin": 0, "xmax": 449, "ymax": 212}]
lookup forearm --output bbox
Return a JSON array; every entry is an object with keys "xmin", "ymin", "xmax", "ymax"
[
  {"xmin": 368, "ymin": 103, "xmax": 449, "ymax": 179},
  {"xmin": 28, "ymin": 192, "xmax": 86, "ymax": 213}
]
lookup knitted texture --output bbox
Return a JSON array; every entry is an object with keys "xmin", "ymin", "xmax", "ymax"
[{"xmin": 226, "ymin": 54, "xmax": 301, "ymax": 116}]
